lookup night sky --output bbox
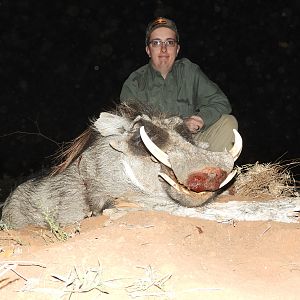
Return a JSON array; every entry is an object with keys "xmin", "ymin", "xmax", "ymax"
[{"xmin": 0, "ymin": 1, "xmax": 299, "ymax": 200}]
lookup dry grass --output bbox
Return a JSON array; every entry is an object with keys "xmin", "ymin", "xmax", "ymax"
[
  {"xmin": 125, "ymin": 265, "xmax": 172, "ymax": 298},
  {"xmin": 51, "ymin": 261, "xmax": 112, "ymax": 297},
  {"xmin": 42, "ymin": 211, "xmax": 71, "ymax": 241},
  {"xmin": 234, "ymin": 161, "xmax": 299, "ymax": 198},
  {"xmin": 22, "ymin": 263, "xmax": 175, "ymax": 299},
  {"xmin": 0, "ymin": 220, "xmax": 10, "ymax": 230}
]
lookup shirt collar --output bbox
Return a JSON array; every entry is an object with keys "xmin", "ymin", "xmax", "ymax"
[{"xmin": 148, "ymin": 60, "xmax": 176, "ymax": 79}]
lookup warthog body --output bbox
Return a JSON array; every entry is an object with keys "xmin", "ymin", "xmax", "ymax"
[{"xmin": 1, "ymin": 103, "xmax": 241, "ymax": 228}]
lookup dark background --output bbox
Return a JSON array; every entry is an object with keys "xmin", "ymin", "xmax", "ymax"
[{"xmin": 0, "ymin": 0, "xmax": 299, "ymax": 200}]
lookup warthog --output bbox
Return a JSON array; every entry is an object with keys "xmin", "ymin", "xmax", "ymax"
[{"xmin": 1, "ymin": 103, "xmax": 242, "ymax": 228}]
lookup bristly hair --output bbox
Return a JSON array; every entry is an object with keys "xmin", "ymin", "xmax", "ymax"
[
  {"xmin": 113, "ymin": 101, "xmax": 171, "ymax": 120},
  {"xmin": 50, "ymin": 127, "xmax": 96, "ymax": 176}
]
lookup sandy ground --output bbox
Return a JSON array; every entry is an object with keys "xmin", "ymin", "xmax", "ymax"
[{"xmin": 1, "ymin": 205, "xmax": 300, "ymax": 300}]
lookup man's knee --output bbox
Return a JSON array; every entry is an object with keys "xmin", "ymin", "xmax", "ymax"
[
  {"xmin": 218, "ymin": 114, "xmax": 238, "ymax": 131},
  {"xmin": 198, "ymin": 114, "xmax": 238, "ymax": 151}
]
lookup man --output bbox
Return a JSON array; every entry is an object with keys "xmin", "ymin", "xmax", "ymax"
[{"xmin": 120, "ymin": 17, "xmax": 238, "ymax": 151}]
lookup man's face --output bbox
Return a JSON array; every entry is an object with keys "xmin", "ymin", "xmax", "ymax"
[{"xmin": 146, "ymin": 27, "xmax": 180, "ymax": 76}]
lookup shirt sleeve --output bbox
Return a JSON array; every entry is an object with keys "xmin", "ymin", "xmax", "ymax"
[
  {"xmin": 192, "ymin": 65, "xmax": 232, "ymax": 128},
  {"xmin": 120, "ymin": 73, "xmax": 139, "ymax": 103}
]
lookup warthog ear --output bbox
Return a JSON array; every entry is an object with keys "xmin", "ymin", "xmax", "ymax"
[{"xmin": 94, "ymin": 112, "xmax": 131, "ymax": 136}]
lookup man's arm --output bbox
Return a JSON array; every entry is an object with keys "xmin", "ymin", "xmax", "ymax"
[
  {"xmin": 120, "ymin": 74, "xmax": 139, "ymax": 103},
  {"xmin": 192, "ymin": 65, "xmax": 232, "ymax": 129}
]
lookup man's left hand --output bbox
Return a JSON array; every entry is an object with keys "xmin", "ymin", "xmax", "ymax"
[{"xmin": 184, "ymin": 115, "xmax": 204, "ymax": 133}]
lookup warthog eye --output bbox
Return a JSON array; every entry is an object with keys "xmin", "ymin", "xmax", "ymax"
[{"xmin": 128, "ymin": 120, "xmax": 169, "ymax": 156}]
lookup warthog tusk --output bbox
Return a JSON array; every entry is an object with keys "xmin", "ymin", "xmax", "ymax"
[
  {"xmin": 160, "ymin": 169, "xmax": 237, "ymax": 193},
  {"xmin": 158, "ymin": 172, "xmax": 181, "ymax": 192},
  {"xmin": 159, "ymin": 172, "xmax": 202, "ymax": 196},
  {"xmin": 228, "ymin": 129, "xmax": 243, "ymax": 162},
  {"xmin": 140, "ymin": 126, "xmax": 172, "ymax": 168},
  {"xmin": 158, "ymin": 172, "xmax": 209, "ymax": 196},
  {"xmin": 219, "ymin": 169, "xmax": 237, "ymax": 188}
]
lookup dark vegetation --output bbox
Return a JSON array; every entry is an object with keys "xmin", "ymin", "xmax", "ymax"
[{"xmin": 0, "ymin": 0, "xmax": 299, "ymax": 201}]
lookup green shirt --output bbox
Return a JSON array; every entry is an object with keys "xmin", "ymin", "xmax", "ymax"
[{"xmin": 120, "ymin": 58, "xmax": 232, "ymax": 128}]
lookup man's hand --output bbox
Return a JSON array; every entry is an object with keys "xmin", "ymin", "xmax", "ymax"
[{"xmin": 184, "ymin": 115, "xmax": 204, "ymax": 133}]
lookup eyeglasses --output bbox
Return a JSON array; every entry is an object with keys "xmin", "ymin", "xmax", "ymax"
[{"xmin": 148, "ymin": 39, "xmax": 178, "ymax": 48}]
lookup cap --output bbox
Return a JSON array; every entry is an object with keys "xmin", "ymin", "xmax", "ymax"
[{"xmin": 145, "ymin": 17, "xmax": 179, "ymax": 45}]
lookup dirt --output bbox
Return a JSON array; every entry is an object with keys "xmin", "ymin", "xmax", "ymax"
[{"xmin": 1, "ymin": 203, "xmax": 300, "ymax": 300}]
